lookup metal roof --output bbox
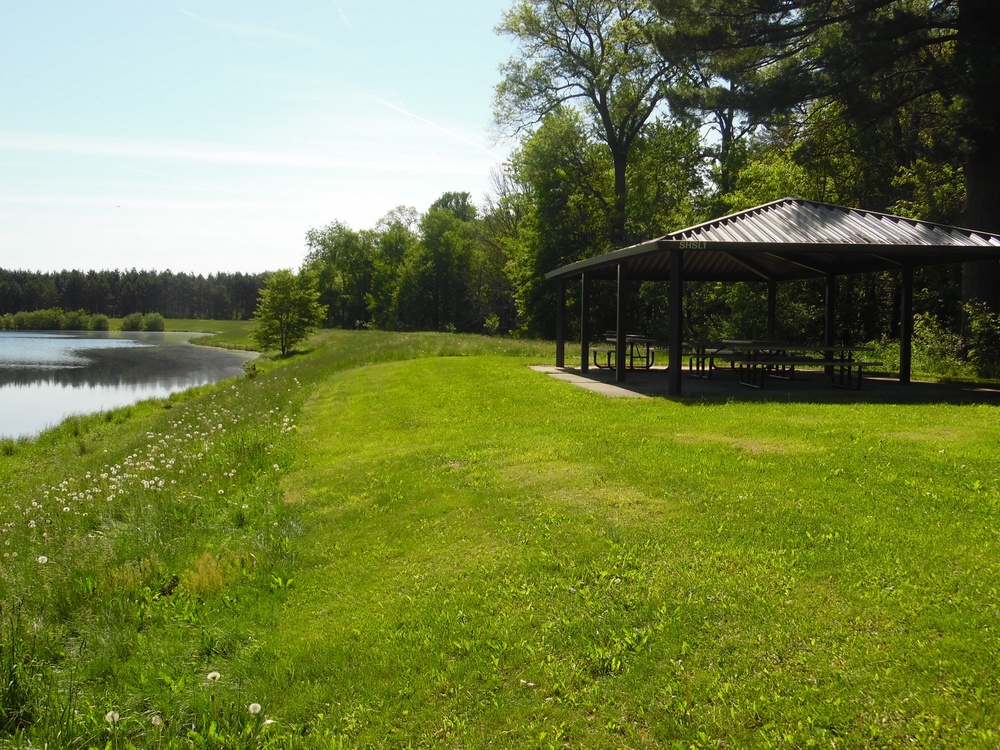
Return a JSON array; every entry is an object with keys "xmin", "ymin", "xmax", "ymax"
[{"xmin": 545, "ymin": 198, "xmax": 1000, "ymax": 282}]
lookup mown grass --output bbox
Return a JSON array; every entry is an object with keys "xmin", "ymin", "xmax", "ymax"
[{"xmin": 1, "ymin": 329, "xmax": 999, "ymax": 748}]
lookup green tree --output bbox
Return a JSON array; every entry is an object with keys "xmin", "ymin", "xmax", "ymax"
[
  {"xmin": 495, "ymin": 0, "xmax": 680, "ymax": 245},
  {"xmin": 394, "ymin": 194, "xmax": 478, "ymax": 332},
  {"xmin": 652, "ymin": 0, "xmax": 1000, "ymax": 306},
  {"xmin": 501, "ymin": 109, "xmax": 614, "ymax": 336},
  {"xmin": 303, "ymin": 222, "xmax": 377, "ymax": 329},
  {"xmin": 250, "ymin": 270, "xmax": 327, "ymax": 356}
]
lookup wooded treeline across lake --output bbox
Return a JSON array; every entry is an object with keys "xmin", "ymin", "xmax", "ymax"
[{"xmin": 0, "ymin": 268, "xmax": 266, "ymax": 321}]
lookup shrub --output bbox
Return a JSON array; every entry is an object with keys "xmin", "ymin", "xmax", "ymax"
[
  {"xmin": 120, "ymin": 312, "xmax": 144, "ymax": 331},
  {"xmin": 89, "ymin": 314, "xmax": 110, "ymax": 331},
  {"xmin": 964, "ymin": 302, "xmax": 1000, "ymax": 378},
  {"xmin": 24, "ymin": 308, "xmax": 65, "ymax": 331},
  {"xmin": 62, "ymin": 309, "xmax": 89, "ymax": 331},
  {"xmin": 912, "ymin": 312, "xmax": 966, "ymax": 377},
  {"xmin": 141, "ymin": 312, "xmax": 166, "ymax": 332}
]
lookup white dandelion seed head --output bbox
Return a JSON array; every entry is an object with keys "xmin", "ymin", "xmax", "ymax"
[
  {"xmin": 151, "ymin": 714, "xmax": 163, "ymax": 727},
  {"xmin": 36, "ymin": 555, "xmax": 48, "ymax": 564},
  {"xmin": 248, "ymin": 702, "xmax": 262, "ymax": 714},
  {"xmin": 105, "ymin": 710, "xmax": 119, "ymax": 724},
  {"xmin": 206, "ymin": 671, "xmax": 221, "ymax": 682}
]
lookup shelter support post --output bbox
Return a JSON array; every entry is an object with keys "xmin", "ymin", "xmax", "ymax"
[
  {"xmin": 900, "ymin": 263, "xmax": 913, "ymax": 385},
  {"xmin": 824, "ymin": 272, "xmax": 836, "ymax": 377},
  {"xmin": 668, "ymin": 249, "xmax": 683, "ymax": 395},
  {"xmin": 580, "ymin": 273, "xmax": 590, "ymax": 373},
  {"xmin": 555, "ymin": 278, "xmax": 565, "ymax": 368},
  {"xmin": 616, "ymin": 264, "xmax": 628, "ymax": 383},
  {"xmin": 767, "ymin": 281, "xmax": 777, "ymax": 340}
]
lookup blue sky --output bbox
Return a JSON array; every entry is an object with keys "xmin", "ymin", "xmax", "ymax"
[{"xmin": 0, "ymin": 1, "xmax": 516, "ymax": 274}]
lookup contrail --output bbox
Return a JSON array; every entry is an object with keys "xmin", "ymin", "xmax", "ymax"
[
  {"xmin": 374, "ymin": 99, "xmax": 500, "ymax": 158},
  {"xmin": 331, "ymin": 0, "xmax": 354, "ymax": 30}
]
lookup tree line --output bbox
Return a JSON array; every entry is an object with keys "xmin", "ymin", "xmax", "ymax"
[
  {"xmin": 297, "ymin": 0, "xmax": 999, "ymax": 357},
  {"xmin": 0, "ymin": 269, "xmax": 266, "ymax": 321}
]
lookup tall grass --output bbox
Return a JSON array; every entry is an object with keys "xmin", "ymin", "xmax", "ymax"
[{"xmin": 2, "ymin": 329, "xmax": 999, "ymax": 747}]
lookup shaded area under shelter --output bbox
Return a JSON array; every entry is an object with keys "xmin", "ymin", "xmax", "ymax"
[{"xmin": 545, "ymin": 199, "xmax": 1000, "ymax": 395}]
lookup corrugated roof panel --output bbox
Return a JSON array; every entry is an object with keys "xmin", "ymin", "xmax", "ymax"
[{"xmin": 547, "ymin": 199, "xmax": 1000, "ymax": 281}]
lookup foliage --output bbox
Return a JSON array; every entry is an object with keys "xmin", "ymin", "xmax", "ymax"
[
  {"xmin": 0, "ymin": 268, "xmax": 265, "ymax": 320},
  {"xmin": 250, "ymin": 270, "xmax": 327, "ymax": 357},
  {"xmin": 303, "ymin": 221, "xmax": 378, "ymax": 330},
  {"xmin": 495, "ymin": 0, "xmax": 680, "ymax": 244},
  {"xmin": 0, "ymin": 308, "xmax": 122, "ymax": 332},
  {"xmin": 89, "ymin": 313, "xmax": 110, "ymax": 331},
  {"xmin": 120, "ymin": 312, "xmax": 145, "ymax": 331},
  {"xmin": 650, "ymin": 0, "xmax": 1000, "ymax": 307},
  {"xmin": 964, "ymin": 302, "xmax": 1000, "ymax": 378},
  {"xmin": 141, "ymin": 312, "xmax": 166, "ymax": 332}
]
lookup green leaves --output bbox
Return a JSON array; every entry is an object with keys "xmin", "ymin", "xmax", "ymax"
[{"xmin": 250, "ymin": 270, "xmax": 327, "ymax": 357}]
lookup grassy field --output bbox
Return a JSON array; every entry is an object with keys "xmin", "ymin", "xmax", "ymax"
[{"xmin": 1, "ymin": 329, "xmax": 999, "ymax": 748}]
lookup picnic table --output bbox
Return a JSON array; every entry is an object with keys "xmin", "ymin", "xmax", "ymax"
[
  {"xmin": 721, "ymin": 341, "xmax": 882, "ymax": 390},
  {"xmin": 592, "ymin": 333, "xmax": 659, "ymax": 370}
]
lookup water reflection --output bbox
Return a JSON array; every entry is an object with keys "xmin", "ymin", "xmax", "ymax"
[{"xmin": 0, "ymin": 331, "xmax": 256, "ymax": 438}]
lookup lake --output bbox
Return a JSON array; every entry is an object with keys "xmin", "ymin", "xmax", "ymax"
[{"xmin": 0, "ymin": 331, "xmax": 257, "ymax": 439}]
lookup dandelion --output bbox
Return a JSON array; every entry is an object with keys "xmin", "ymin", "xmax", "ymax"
[
  {"xmin": 248, "ymin": 702, "xmax": 262, "ymax": 714},
  {"xmin": 206, "ymin": 671, "xmax": 221, "ymax": 682},
  {"xmin": 36, "ymin": 555, "xmax": 48, "ymax": 564},
  {"xmin": 105, "ymin": 710, "xmax": 119, "ymax": 724},
  {"xmin": 151, "ymin": 714, "xmax": 163, "ymax": 727}
]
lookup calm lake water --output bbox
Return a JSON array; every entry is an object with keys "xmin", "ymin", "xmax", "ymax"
[{"xmin": 0, "ymin": 331, "xmax": 256, "ymax": 439}]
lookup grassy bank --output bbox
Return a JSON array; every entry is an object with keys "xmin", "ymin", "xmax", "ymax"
[{"xmin": 2, "ymin": 330, "xmax": 999, "ymax": 748}]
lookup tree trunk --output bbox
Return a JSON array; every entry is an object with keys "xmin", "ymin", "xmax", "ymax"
[{"xmin": 612, "ymin": 148, "xmax": 628, "ymax": 246}]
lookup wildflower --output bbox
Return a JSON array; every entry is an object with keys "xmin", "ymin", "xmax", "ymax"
[
  {"xmin": 105, "ymin": 710, "xmax": 120, "ymax": 724},
  {"xmin": 151, "ymin": 714, "xmax": 163, "ymax": 727},
  {"xmin": 206, "ymin": 671, "xmax": 221, "ymax": 682},
  {"xmin": 36, "ymin": 555, "xmax": 47, "ymax": 564},
  {"xmin": 248, "ymin": 702, "xmax": 262, "ymax": 714}
]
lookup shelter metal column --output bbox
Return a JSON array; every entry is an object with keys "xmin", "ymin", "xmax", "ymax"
[
  {"xmin": 580, "ymin": 273, "xmax": 590, "ymax": 373},
  {"xmin": 616, "ymin": 263, "xmax": 628, "ymax": 383},
  {"xmin": 900, "ymin": 262, "xmax": 913, "ymax": 384},
  {"xmin": 824, "ymin": 272, "xmax": 836, "ymax": 377},
  {"xmin": 767, "ymin": 281, "xmax": 777, "ymax": 340},
  {"xmin": 668, "ymin": 248, "xmax": 684, "ymax": 395},
  {"xmin": 555, "ymin": 278, "xmax": 565, "ymax": 368}
]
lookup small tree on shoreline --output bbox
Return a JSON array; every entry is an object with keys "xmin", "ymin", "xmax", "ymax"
[{"xmin": 250, "ymin": 270, "xmax": 327, "ymax": 357}]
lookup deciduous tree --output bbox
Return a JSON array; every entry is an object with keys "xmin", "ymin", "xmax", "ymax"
[
  {"xmin": 250, "ymin": 270, "xmax": 327, "ymax": 357},
  {"xmin": 495, "ymin": 0, "xmax": 679, "ymax": 245}
]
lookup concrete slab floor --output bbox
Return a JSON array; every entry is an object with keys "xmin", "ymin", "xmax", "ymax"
[{"xmin": 531, "ymin": 365, "xmax": 1000, "ymax": 405}]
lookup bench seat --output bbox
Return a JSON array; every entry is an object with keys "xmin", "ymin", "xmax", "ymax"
[{"xmin": 736, "ymin": 357, "xmax": 883, "ymax": 390}]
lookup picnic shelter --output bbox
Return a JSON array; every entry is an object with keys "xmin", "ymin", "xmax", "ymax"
[{"xmin": 544, "ymin": 199, "xmax": 1000, "ymax": 395}]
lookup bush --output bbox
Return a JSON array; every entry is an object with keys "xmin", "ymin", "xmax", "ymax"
[
  {"xmin": 62, "ymin": 309, "xmax": 89, "ymax": 330},
  {"xmin": 120, "ymin": 312, "xmax": 144, "ymax": 331},
  {"xmin": 89, "ymin": 314, "xmax": 110, "ymax": 331},
  {"xmin": 964, "ymin": 302, "xmax": 1000, "ymax": 378},
  {"xmin": 141, "ymin": 312, "xmax": 166, "ymax": 332},
  {"xmin": 912, "ymin": 312, "xmax": 967, "ymax": 377},
  {"xmin": 23, "ymin": 308, "xmax": 65, "ymax": 331}
]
